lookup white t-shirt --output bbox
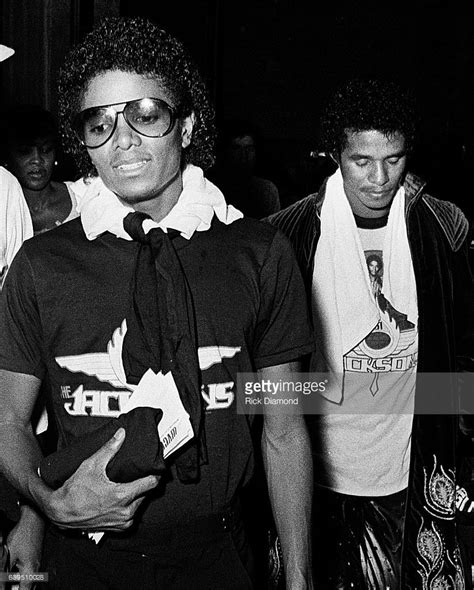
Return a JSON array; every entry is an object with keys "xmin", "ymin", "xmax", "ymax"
[
  {"xmin": 314, "ymin": 224, "xmax": 417, "ymax": 496},
  {"xmin": 0, "ymin": 167, "xmax": 33, "ymax": 289},
  {"xmin": 0, "ymin": 172, "xmax": 77, "ymax": 434}
]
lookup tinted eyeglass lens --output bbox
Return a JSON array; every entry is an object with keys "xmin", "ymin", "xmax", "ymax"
[
  {"xmin": 77, "ymin": 98, "xmax": 175, "ymax": 148},
  {"xmin": 82, "ymin": 108, "xmax": 116, "ymax": 147},
  {"xmin": 126, "ymin": 98, "xmax": 173, "ymax": 137}
]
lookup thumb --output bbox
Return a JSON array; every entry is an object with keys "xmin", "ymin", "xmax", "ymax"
[{"xmin": 93, "ymin": 427, "xmax": 126, "ymax": 467}]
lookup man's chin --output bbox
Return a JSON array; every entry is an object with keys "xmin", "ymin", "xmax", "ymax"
[
  {"xmin": 116, "ymin": 190, "xmax": 158, "ymax": 206},
  {"xmin": 106, "ymin": 178, "xmax": 156, "ymax": 202},
  {"xmin": 364, "ymin": 192, "xmax": 397, "ymax": 210},
  {"xmin": 103, "ymin": 168, "xmax": 181, "ymax": 210}
]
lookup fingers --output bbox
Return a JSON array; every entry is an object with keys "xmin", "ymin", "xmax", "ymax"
[
  {"xmin": 88, "ymin": 427, "xmax": 126, "ymax": 469},
  {"xmin": 127, "ymin": 474, "xmax": 160, "ymax": 498},
  {"xmin": 50, "ymin": 429, "xmax": 160, "ymax": 531},
  {"xmin": 119, "ymin": 474, "xmax": 160, "ymax": 506}
]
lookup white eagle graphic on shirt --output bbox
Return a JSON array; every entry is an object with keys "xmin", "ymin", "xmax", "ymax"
[{"xmin": 56, "ymin": 320, "xmax": 241, "ymax": 413}]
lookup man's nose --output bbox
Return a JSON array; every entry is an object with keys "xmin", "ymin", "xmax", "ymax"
[
  {"xmin": 368, "ymin": 162, "xmax": 389, "ymax": 186},
  {"xmin": 113, "ymin": 113, "xmax": 141, "ymax": 149}
]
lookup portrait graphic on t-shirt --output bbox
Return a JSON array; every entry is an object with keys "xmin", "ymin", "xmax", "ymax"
[
  {"xmin": 343, "ymin": 249, "xmax": 418, "ymax": 395},
  {"xmin": 366, "ymin": 252, "xmax": 383, "ymax": 298}
]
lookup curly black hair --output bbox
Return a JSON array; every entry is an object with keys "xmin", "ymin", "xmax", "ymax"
[
  {"xmin": 1, "ymin": 104, "xmax": 58, "ymax": 145},
  {"xmin": 366, "ymin": 253, "xmax": 383, "ymax": 271},
  {"xmin": 57, "ymin": 16, "xmax": 216, "ymax": 177},
  {"xmin": 0, "ymin": 104, "xmax": 58, "ymax": 164},
  {"xmin": 319, "ymin": 78, "xmax": 417, "ymax": 157}
]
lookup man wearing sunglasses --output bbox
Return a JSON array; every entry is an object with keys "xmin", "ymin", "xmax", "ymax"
[{"xmin": 0, "ymin": 18, "xmax": 314, "ymax": 590}]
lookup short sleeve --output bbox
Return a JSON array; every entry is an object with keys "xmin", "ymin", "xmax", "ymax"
[
  {"xmin": 0, "ymin": 167, "xmax": 33, "ymax": 287},
  {"xmin": 0, "ymin": 247, "xmax": 45, "ymax": 378},
  {"xmin": 252, "ymin": 228, "xmax": 315, "ymax": 369}
]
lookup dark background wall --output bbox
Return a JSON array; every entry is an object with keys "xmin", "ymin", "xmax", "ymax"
[{"xmin": 1, "ymin": 1, "xmax": 473, "ymax": 215}]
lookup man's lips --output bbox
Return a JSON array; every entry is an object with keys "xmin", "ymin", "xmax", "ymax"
[
  {"xmin": 112, "ymin": 158, "xmax": 150, "ymax": 172},
  {"xmin": 364, "ymin": 189, "xmax": 392, "ymax": 197}
]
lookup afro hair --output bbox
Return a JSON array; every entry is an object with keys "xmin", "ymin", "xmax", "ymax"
[{"xmin": 319, "ymin": 78, "xmax": 418, "ymax": 157}]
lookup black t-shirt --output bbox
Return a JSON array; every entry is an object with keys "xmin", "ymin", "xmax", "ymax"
[{"xmin": 0, "ymin": 215, "xmax": 314, "ymax": 532}]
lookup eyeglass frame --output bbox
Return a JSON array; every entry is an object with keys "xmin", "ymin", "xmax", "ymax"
[{"xmin": 73, "ymin": 97, "xmax": 180, "ymax": 149}]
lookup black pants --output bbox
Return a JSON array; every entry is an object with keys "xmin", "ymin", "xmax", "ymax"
[
  {"xmin": 42, "ymin": 507, "xmax": 255, "ymax": 590},
  {"xmin": 312, "ymin": 487, "xmax": 407, "ymax": 590}
]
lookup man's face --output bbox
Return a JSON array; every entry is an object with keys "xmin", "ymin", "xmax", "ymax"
[
  {"xmin": 227, "ymin": 135, "xmax": 256, "ymax": 173},
  {"xmin": 338, "ymin": 130, "xmax": 407, "ymax": 218},
  {"xmin": 368, "ymin": 259, "xmax": 379, "ymax": 276},
  {"xmin": 7, "ymin": 138, "xmax": 56, "ymax": 191},
  {"xmin": 80, "ymin": 70, "xmax": 193, "ymax": 209}
]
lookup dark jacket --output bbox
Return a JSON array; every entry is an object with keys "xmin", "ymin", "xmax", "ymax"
[{"xmin": 267, "ymin": 172, "xmax": 474, "ymax": 589}]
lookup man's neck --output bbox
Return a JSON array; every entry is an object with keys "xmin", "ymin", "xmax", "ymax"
[
  {"xmin": 130, "ymin": 192, "xmax": 180, "ymax": 222},
  {"xmin": 353, "ymin": 213, "xmax": 388, "ymax": 229}
]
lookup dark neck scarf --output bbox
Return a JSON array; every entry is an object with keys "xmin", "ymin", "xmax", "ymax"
[{"xmin": 122, "ymin": 211, "xmax": 206, "ymax": 482}]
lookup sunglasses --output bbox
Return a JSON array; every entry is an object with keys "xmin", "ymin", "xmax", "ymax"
[{"xmin": 73, "ymin": 97, "xmax": 179, "ymax": 149}]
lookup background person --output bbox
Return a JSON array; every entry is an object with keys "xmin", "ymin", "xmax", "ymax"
[
  {"xmin": 209, "ymin": 118, "xmax": 281, "ymax": 219},
  {"xmin": 0, "ymin": 50, "xmax": 33, "ymax": 289},
  {"xmin": 0, "ymin": 166, "xmax": 32, "ymax": 289},
  {"xmin": 0, "ymin": 104, "xmax": 78, "ymax": 235},
  {"xmin": 0, "ymin": 43, "xmax": 42, "ymax": 590}
]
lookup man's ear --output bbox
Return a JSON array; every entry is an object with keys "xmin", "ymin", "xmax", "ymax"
[
  {"xmin": 329, "ymin": 151, "xmax": 339, "ymax": 166},
  {"xmin": 181, "ymin": 112, "xmax": 196, "ymax": 149}
]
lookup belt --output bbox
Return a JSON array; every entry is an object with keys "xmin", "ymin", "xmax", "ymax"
[{"xmin": 49, "ymin": 502, "xmax": 242, "ymax": 543}]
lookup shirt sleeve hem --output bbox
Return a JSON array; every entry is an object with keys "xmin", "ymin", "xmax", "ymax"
[{"xmin": 253, "ymin": 343, "xmax": 315, "ymax": 370}]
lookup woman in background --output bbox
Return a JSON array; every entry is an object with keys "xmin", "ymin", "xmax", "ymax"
[{"xmin": 1, "ymin": 104, "xmax": 78, "ymax": 234}]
